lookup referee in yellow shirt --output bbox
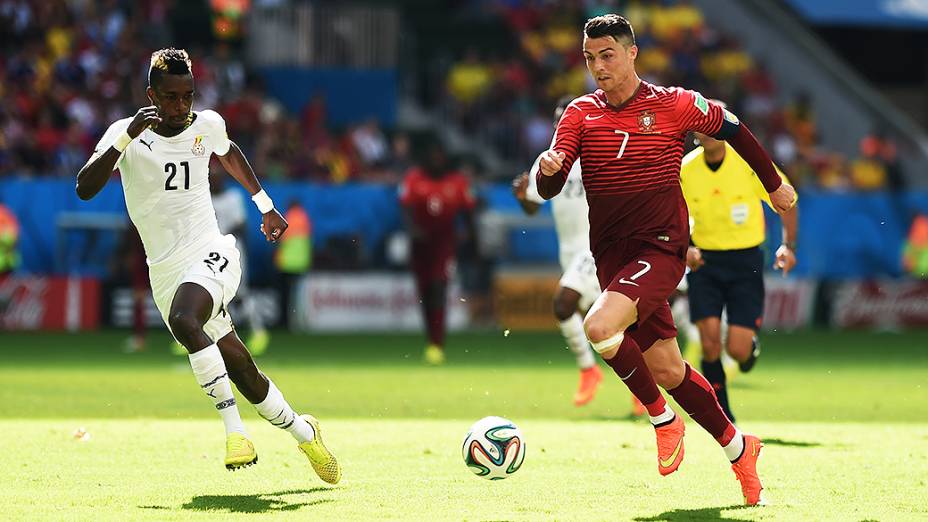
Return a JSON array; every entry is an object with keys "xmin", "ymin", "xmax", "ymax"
[{"xmin": 681, "ymin": 127, "xmax": 798, "ymax": 423}]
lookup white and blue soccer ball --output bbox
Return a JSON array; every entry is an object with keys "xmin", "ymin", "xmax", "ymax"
[{"xmin": 461, "ymin": 416, "xmax": 526, "ymax": 480}]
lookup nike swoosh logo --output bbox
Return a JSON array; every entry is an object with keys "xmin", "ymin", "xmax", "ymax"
[
  {"xmin": 619, "ymin": 368, "xmax": 636, "ymax": 381},
  {"xmin": 660, "ymin": 439, "xmax": 683, "ymax": 468},
  {"xmin": 585, "ymin": 114, "xmax": 605, "ymax": 120},
  {"xmin": 619, "ymin": 278, "xmax": 639, "ymax": 286}
]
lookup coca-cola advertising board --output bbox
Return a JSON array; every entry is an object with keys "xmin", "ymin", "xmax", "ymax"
[{"xmin": 0, "ymin": 276, "xmax": 100, "ymax": 331}]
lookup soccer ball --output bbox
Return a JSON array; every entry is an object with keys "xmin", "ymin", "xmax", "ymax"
[{"xmin": 461, "ymin": 416, "xmax": 526, "ymax": 480}]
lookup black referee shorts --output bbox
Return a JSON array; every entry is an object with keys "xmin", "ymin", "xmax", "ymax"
[{"xmin": 686, "ymin": 246, "xmax": 765, "ymax": 330}]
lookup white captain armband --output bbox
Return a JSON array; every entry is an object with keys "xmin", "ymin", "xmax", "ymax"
[{"xmin": 112, "ymin": 131, "xmax": 133, "ymax": 152}]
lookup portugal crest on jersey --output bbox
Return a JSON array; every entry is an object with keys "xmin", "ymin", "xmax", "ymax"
[
  {"xmin": 638, "ymin": 110, "xmax": 656, "ymax": 133},
  {"xmin": 191, "ymin": 135, "xmax": 205, "ymax": 156}
]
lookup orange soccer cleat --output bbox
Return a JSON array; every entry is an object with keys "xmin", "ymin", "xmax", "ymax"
[
  {"xmin": 573, "ymin": 365, "xmax": 603, "ymax": 406},
  {"xmin": 732, "ymin": 434, "xmax": 765, "ymax": 505},
  {"xmin": 655, "ymin": 414, "xmax": 685, "ymax": 476},
  {"xmin": 631, "ymin": 395, "xmax": 647, "ymax": 417}
]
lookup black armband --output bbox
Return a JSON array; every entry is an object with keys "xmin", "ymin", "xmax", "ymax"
[{"xmin": 713, "ymin": 117, "xmax": 740, "ymax": 141}]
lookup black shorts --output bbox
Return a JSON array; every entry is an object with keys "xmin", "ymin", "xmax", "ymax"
[{"xmin": 686, "ymin": 246, "xmax": 764, "ymax": 329}]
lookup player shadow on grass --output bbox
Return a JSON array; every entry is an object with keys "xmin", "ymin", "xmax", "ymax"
[
  {"xmin": 634, "ymin": 504, "xmax": 753, "ymax": 521},
  {"xmin": 586, "ymin": 413, "xmax": 650, "ymax": 423},
  {"xmin": 726, "ymin": 381, "xmax": 766, "ymax": 391},
  {"xmin": 761, "ymin": 437, "xmax": 821, "ymax": 448},
  {"xmin": 175, "ymin": 488, "xmax": 335, "ymax": 513}
]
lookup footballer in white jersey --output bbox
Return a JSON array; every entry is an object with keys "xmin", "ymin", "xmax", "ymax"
[
  {"xmin": 76, "ymin": 48, "xmax": 340, "ymax": 482},
  {"xmin": 91, "ymin": 109, "xmax": 244, "ymax": 344},
  {"xmin": 512, "ymin": 97, "xmax": 603, "ymax": 408}
]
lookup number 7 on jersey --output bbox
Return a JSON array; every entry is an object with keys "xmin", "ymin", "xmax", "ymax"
[{"xmin": 614, "ymin": 130, "xmax": 629, "ymax": 159}]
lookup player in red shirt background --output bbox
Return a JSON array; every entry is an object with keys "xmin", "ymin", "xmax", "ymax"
[
  {"xmin": 536, "ymin": 14, "xmax": 796, "ymax": 506},
  {"xmin": 399, "ymin": 141, "xmax": 477, "ymax": 365}
]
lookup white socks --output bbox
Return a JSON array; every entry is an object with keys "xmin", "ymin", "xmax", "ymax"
[
  {"xmin": 559, "ymin": 313, "xmax": 596, "ymax": 369},
  {"xmin": 648, "ymin": 404, "xmax": 676, "ymax": 426},
  {"xmin": 189, "ymin": 347, "xmax": 315, "ymax": 445},
  {"xmin": 254, "ymin": 380, "xmax": 316, "ymax": 443},
  {"xmin": 188, "ymin": 344, "xmax": 247, "ymax": 436},
  {"xmin": 723, "ymin": 429, "xmax": 746, "ymax": 462}
]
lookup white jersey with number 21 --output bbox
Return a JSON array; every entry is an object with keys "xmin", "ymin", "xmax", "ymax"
[{"xmin": 92, "ymin": 110, "xmax": 231, "ymax": 269}]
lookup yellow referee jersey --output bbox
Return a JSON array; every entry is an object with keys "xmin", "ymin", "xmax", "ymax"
[{"xmin": 680, "ymin": 143, "xmax": 792, "ymax": 251}]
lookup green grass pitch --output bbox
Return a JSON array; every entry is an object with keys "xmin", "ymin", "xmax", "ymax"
[{"xmin": 2, "ymin": 329, "xmax": 927, "ymax": 521}]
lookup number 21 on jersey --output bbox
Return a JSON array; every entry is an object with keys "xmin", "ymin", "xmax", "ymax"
[{"xmin": 164, "ymin": 161, "xmax": 190, "ymax": 191}]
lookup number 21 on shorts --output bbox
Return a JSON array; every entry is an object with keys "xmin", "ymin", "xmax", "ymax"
[
  {"xmin": 203, "ymin": 251, "xmax": 229, "ymax": 273},
  {"xmin": 618, "ymin": 260, "xmax": 651, "ymax": 287}
]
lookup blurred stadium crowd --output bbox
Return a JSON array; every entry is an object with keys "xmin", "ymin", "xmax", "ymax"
[
  {"xmin": 0, "ymin": 0, "xmax": 907, "ymax": 192},
  {"xmin": 441, "ymin": 0, "xmax": 904, "ymax": 191},
  {"xmin": 0, "ymin": 0, "xmax": 408, "ymax": 183}
]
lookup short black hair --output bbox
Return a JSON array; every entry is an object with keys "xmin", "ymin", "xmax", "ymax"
[
  {"xmin": 148, "ymin": 48, "xmax": 192, "ymax": 89},
  {"xmin": 584, "ymin": 14, "xmax": 636, "ymax": 46}
]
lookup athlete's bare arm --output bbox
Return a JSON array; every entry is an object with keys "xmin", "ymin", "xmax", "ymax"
[
  {"xmin": 719, "ymin": 120, "xmax": 795, "ymax": 213},
  {"xmin": 76, "ymin": 106, "xmax": 161, "ymax": 200},
  {"xmin": 216, "ymin": 142, "xmax": 288, "ymax": 243},
  {"xmin": 774, "ymin": 205, "xmax": 798, "ymax": 275}
]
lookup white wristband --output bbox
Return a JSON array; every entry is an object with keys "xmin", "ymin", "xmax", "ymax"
[
  {"xmin": 112, "ymin": 131, "xmax": 133, "ymax": 152},
  {"xmin": 251, "ymin": 190, "xmax": 274, "ymax": 214}
]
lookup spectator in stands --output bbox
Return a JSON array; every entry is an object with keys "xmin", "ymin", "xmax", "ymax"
[
  {"xmin": 815, "ymin": 152, "xmax": 851, "ymax": 191},
  {"xmin": 785, "ymin": 91, "xmax": 818, "ymax": 153},
  {"xmin": 849, "ymin": 149, "xmax": 887, "ymax": 191},
  {"xmin": 350, "ymin": 119, "xmax": 389, "ymax": 168},
  {"xmin": 446, "ymin": 48, "xmax": 493, "ymax": 106},
  {"xmin": 859, "ymin": 130, "xmax": 905, "ymax": 191}
]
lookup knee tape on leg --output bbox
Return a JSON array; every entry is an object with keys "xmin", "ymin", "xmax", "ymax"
[{"xmin": 591, "ymin": 332, "xmax": 624, "ymax": 354}]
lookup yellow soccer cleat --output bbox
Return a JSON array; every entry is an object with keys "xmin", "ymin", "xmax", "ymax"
[
  {"xmin": 248, "ymin": 329, "xmax": 270, "ymax": 356},
  {"xmin": 298, "ymin": 414, "xmax": 341, "ymax": 484},
  {"xmin": 423, "ymin": 344, "xmax": 446, "ymax": 366},
  {"xmin": 225, "ymin": 433, "xmax": 258, "ymax": 470}
]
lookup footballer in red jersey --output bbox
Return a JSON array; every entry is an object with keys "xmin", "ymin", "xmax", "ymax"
[
  {"xmin": 399, "ymin": 142, "xmax": 477, "ymax": 365},
  {"xmin": 536, "ymin": 14, "xmax": 795, "ymax": 506}
]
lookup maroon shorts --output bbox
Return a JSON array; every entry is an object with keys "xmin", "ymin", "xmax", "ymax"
[
  {"xmin": 595, "ymin": 239, "xmax": 686, "ymax": 351},
  {"xmin": 411, "ymin": 242, "xmax": 453, "ymax": 289}
]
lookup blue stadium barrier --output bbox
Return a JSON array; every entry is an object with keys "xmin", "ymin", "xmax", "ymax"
[
  {"xmin": 260, "ymin": 68, "xmax": 397, "ymax": 126},
  {"xmin": 0, "ymin": 178, "xmax": 402, "ymax": 280},
  {"xmin": 2, "ymin": 178, "xmax": 927, "ymax": 279}
]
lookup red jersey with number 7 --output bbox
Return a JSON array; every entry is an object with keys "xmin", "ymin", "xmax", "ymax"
[{"xmin": 539, "ymin": 80, "xmax": 727, "ymax": 259}]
